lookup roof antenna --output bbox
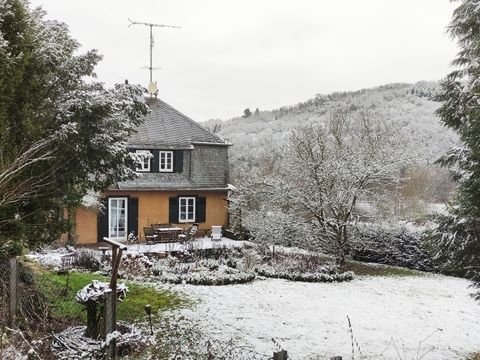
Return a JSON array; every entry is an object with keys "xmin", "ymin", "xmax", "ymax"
[{"xmin": 128, "ymin": 19, "xmax": 181, "ymax": 97}]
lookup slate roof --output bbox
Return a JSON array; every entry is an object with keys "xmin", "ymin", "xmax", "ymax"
[
  {"xmin": 112, "ymin": 97, "xmax": 230, "ymax": 191},
  {"xmin": 128, "ymin": 97, "xmax": 227, "ymax": 148},
  {"xmin": 116, "ymin": 173, "xmax": 227, "ymax": 191}
]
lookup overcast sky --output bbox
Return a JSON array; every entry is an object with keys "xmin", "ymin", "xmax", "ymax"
[{"xmin": 29, "ymin": 0, "xmax": 458, "ymax": 122}]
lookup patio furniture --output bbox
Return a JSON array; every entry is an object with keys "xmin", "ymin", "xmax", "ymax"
[
  {"xmin": 143, "ymin": 227, "xmax": 158, "ymax": 243},
  {"xmin": 151, "ymin": 223, "xmax": 171, "ymax": 230},
  {"xmin": 178, "ymin": 223, "xmax": 199, "ymax": 243},
  {"xmin": 210, "ymin": 225, "xmax": 222, "ymax": 241},
  {"xmin": 98, "ymin": 246, "xmax": 110, "ymax": 261},
  {"xmin": 155, "ymin": 227, "xmax": 183, "ymax": 243}
]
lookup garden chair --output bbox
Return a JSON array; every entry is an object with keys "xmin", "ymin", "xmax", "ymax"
[
  {"xmin": 210, "ymin": 225, "xmax": 222, "ymax": 241},
  {"xmin": 178, "ymin": 223, "xmax": 199, "ymax": 243},
  {"xmin": 143, "ymin": 227, "xmax": 158, "ymax": 243}
]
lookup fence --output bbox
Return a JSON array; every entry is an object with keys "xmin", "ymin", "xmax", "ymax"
[{"xmin": 0, "ymin": 258, "xmax": 17, "ymax": 328}]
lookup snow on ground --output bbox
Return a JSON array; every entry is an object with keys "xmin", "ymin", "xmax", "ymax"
[
  {"xmin": 126, "ymin": 237, "xmax": 251, "ymax": 254},
  {"xmin": 166, "ymin": 274, "xmax": 480, "ymax": 360},
  {"xmin": 27, "ymin": 237, "xmax": 251, "ymax": 269},
  {"xmin": 27, "ymin": 240, "xmax": 480, "ymax": 359},
  {"xmin": 26, "ymin": 246, "xmax": 71, "ymax": 268}
]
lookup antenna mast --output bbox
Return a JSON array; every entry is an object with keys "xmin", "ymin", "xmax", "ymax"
[{"xmin": 128, "ymin": 19, "xmax": 181, "ymax": 95}]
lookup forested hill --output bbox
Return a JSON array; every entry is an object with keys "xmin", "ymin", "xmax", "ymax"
[{"xmin": 205, "ymin": 81, "xmax": 459, "ymax": 164}]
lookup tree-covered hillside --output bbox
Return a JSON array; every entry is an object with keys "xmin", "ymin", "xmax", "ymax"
[{"xmin": 207, "ymin": 81, "xmax": 458, "ymax": 165}]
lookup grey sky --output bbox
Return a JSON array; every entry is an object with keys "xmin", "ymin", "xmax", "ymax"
[{"xmin": 30, "ymin": 0, "xmax": 458, "ymax": 122}]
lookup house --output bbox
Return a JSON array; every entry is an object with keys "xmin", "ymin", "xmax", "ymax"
[{"xmin": 73, "ymin": 97, "xmax": 231, "ymax": 244}]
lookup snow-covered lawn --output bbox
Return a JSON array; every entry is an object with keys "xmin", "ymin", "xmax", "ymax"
[
  {"xmin": 27, "ymin": 241, "xmax": 480, "ymax": 359},
  {"xmin": 166, "ymin": 274, "xmax": 480, "ymax": 360}
]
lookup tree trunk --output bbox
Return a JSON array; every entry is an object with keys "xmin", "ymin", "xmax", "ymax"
[
  {"xmin": 335, "ymin": 229, "xmax": 346, "ymax": 266},
  {"xmin": 67, "ymin": 206, "xmax": 76, "ymax": 246}
]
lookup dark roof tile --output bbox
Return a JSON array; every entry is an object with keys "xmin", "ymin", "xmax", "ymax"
[{"xmin": 128, "ymin": 97, "xmax": 226, "ymax": 147}]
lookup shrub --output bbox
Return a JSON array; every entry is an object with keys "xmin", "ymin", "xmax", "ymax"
[
  {"xmin": 351, "ymin": 224, "xmax": 435, "ymax": 272},
  {"xmin": 74, "ymin": 249, "xmax": 101, "ymax": 271},
  {"xmin": 256, "ymin": 265, "xmax": 354, "ymax": 282}
]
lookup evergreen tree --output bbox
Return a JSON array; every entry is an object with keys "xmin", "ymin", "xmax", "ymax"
[
  {"xmin": 430, "ymin": 0, "xmax": 480, "ymax": 299},
  {"xmin": 0, "ymin": 0, "xmax": 148, "ymax": 256}
]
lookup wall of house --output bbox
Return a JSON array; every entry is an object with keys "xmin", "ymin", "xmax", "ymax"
[
  {"xmin": 191, "ymin": 145, "xmax": 229, "ymax": 186},
  {"xmin": 75, "ymin": 190, "xmax": 229, "ymax": 244},
  {"xmin": 75, "ymin": 206, "xmax": 99, "ymax": 245}
]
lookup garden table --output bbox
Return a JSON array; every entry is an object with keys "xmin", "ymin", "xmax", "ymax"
[{"xmin": 154, "ymin": 227, "xmax": 183, "ymax": 242}]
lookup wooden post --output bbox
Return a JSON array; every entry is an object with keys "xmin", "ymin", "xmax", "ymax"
[
  {"xmin": 102, "ymin": 237, "xmax": 127, "ymax": 360},
  {"xmin": 8, "ymin": 258, "xmax": 17, "ymax": 326},
  {"xmin": 273, "ymin": 350, "xmax": 288, "ymax": 360},
  {"xmin": 111, "ymin": 247, "xmax": 117, "ymax": 272},
  {"xmin": 105, "ymin": 291, "xmax": 115, "ymax": 358}
]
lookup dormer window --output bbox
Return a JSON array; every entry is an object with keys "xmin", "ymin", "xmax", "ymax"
[
  {"xmin": 159, "ymin": 151, "xmax": 173, "ymax": 172},
  {"xmin": 135, "ymin": 150, "xmax": 151, "ymax": 172}
]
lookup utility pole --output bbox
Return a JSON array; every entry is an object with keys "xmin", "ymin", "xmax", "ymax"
[{"xmin": 128, "ymin": 19, "xmax": 181, "ymax": 95}]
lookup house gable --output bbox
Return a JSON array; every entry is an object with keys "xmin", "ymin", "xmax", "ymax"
[{"xmin": 116, "ymin": 97, "xmax": 231, "ymax": 191}]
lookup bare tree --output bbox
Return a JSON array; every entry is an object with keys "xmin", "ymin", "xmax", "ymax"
[
  {"xmin": 277, "ymin": 108, "xmax": 411, "ymax": 264},
  {"xmin": 0, "ymin": 137, "xmax": 61, "ymax": 220}
]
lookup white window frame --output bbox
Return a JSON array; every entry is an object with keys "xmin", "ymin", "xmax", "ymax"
[
  {"xmin": 135, "ymin": 150, "xmax": 151, "ymax": 172},
  {"xmin": 108, "ymin": 197, "xmax": 128, "ymax": 241},
  {"xmin": 159, "ymin": 151, "xmax": 174, "ymax": 172},
  {"xmin": 179, "ymin": 197, "xmax": 196, "ymax": 223}
]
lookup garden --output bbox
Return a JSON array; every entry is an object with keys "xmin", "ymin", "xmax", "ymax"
[{"xmin": 0, "ymin": 231, "xmax": 468, "ymax": 359}]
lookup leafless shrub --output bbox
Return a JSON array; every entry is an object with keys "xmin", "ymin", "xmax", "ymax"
[{"xmin": 74, "ymin": 249, "xmax": 101, "ymax": 271}]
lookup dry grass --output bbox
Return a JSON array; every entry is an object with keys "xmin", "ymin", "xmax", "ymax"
[{"xmin": 340, "ymin": 260, "xmax": 423, "ymax": 277}]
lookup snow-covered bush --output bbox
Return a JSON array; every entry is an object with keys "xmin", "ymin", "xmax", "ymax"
[
  {"xmin": 256, "ymin": 266, "xmax": 354, "ymax": 282},
  {"xmin": 256, "ymin": 252, "xmax": 354, "ymax": 282},
  {"xmin": 351, "ymin": 224, "xmax": 435, "ymax": 272},
  {"xmin": 151, "ymin": 258, "xmax": 255, "ymax": 286},
  {"xmin": 52, "ymin": 322, "xmax": 146, "ymax": 359},
  {"xmin": 74, "ymin": 249, "xmax": 101, "ymax": 271},
  {"xmin": 243, "ymin": 208, "xmax": 313, "ymax": 249},
  {"xmin": 119, "ymin": 252, "xmax": 153, "ymax": 278}
]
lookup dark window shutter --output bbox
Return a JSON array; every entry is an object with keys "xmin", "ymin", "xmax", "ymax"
[
  {"xmin": 97, "ymin": 198, "xmax": 109, "ymax": 242},
  {"xmin": 152, "ymin": 150, "xmax": 159, "ymax": 172},
  {"xmin": 127, "ymin": 197, "xmax": 138, "ymax": 239},
  {"xmin": 169, "ymin": 197, "xmax": 179, "ymax": 224},
  {"xmin": 196, "ymin": 197, "xmax": 206, "ymax": 223},
  {"xmin": 173, "ymin": 151, "xmax": 184, "ymax": 173}
]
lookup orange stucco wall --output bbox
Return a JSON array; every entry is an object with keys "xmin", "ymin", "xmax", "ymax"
[
  {"xmin": 75, "ymin": 190, "xmax": 229, "ymax": 244},
  {"xmin": 74, "ymin": 207, "xmax": 98, "ymax": 245}
]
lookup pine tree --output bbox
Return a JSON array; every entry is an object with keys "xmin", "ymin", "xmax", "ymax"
[
  {"xmin": 430, "ymin": 0, "xmax": 480, "ymax": 299},
  {"xmin": 0, "ymin": 0, "xmax": 148, "ymax": 256}
]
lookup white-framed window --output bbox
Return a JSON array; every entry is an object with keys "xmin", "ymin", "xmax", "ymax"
[
  {"xmin": 159, "ymin": 151, "xmax": 173, "ymax": 172},
  {"xmin": 135, "ymin": 150, "xmax": 151, "ymax": 172},
  {"xmin": 179, "ymin": 197, "xmax": 195, "ymax": 222},
  {"xmin": 108, "ymin": 197, "xmax": 128, "ymax": 240}
]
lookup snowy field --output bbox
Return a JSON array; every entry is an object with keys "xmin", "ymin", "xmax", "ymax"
[
  {"xmin": 167, "ymin": 274, "xmax": 480, "ymax": 360},
  {"xmin": 28, "ymin": 241, "xmax": 480, "ymax": 359}
]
